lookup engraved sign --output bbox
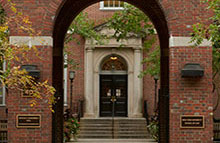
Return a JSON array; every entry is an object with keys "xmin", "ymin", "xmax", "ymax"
[
  {"xmin": 16, "ymin": 114, "xmax": 41, "ymax": 128},
  {"xmin": 180, "ymin": 115, "xmax": 204, "ymax": 129},
  {"xmin": 21, "ymin": 87, "xmax": 33, "ymax": 97}
]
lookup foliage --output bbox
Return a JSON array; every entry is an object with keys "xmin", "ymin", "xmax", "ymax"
[
  {"xmin": 140, "ymin": 37, "xmax": 160, "ymax": 77},
  {"xmin": 64, "ymin": 117, "xmax": 80, "ymax": 142},
  {"xmin": 0, "ymin": 5, "xmax": 5, "ymax": 24},
  {"xmin": 0, "ymin": 1, "xmax": 55, "ymax": 111},
  {"xmin": 191, "ymin": 0, "xmax": 219, "ymax": 46},
  {"xmin": 65, "ymin": 12, "xmax": 106, "ymax": 45},
  {"xmin": 64, "ymin": 12, "xmax": 107, "ymax": 70},
  {"xmin": 108, "ymin": 4, "xmax": 155, "ymax": 41},
  {"xmin": 191, "ymin": 0, "xmax": 220, "ymax": 111},
  {"xmin": 147, "ymin": 114, "xmax": 159, "ymax": 142},
  {"xmin": 66, "ymin": 4, "xmax": 160, "ymax": 77},
  {"xmin": 107, "ymin": 4, "xmax": 160, "ymax": 77}
]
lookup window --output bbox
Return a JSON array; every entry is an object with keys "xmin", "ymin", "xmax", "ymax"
[
  {"xmin": 100, "ymin": 0, "xmax": 124, "ymax": 10},
  {"xmin": 101, "ymin": 55, "xmax": 127, "ymax": 71},
  {"xmin": 0, "ymin": 61, "xmax": 5, "ymax": 106}
]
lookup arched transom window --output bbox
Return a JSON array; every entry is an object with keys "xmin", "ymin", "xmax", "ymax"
[{"xmin": 101, "ymin": 55, "xmax": 127, "ymax": 71}]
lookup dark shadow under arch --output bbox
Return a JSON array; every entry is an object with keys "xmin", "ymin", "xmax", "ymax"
[{"xmin": 52, "ymin": 0, "xmax": 169, "ymax": 142}]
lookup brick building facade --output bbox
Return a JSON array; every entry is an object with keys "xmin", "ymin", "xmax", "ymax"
[
  {"xmin": 0, "ymin": 0, "xmax": 215, "ymax": 142},
  {"xmin": 63, "ymin": 3, "xmax": 158, "ymax": 118}
]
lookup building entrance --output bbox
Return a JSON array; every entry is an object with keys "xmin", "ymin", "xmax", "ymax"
[{"xmin": 100, "ymin": 75, "xmax": 127, "ymax": 117}]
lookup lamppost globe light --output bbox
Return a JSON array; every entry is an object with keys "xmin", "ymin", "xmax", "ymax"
[
  {"xmin": 69, "ymin": 70, "xmax": 75, "ymax": 115},
  {"xmin": 154, "ymin": 75, "xmax": 159, "ymax": 112},
  {"xmin": 154, "ymin": 75, "xmax": 159, "ymax": 81},
  {"xmin": 69, "ymin": 71, "xmax": 75, "ymax": 80}
]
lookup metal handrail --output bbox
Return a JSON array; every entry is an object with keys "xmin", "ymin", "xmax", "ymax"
[
  {"xmin": 77, "ymin": 99, "xmax": 84, "ymax": 122},
  {"xmin": 214, "ymin": 118, "xmax": 220, "ymax": 141},
  {"xmin": 64, "ymin": 99, "xmax": 84, "ymax": 122},
  {"xmin": 144, "ymin": 100, "xmax": 149, "ymax": 125}
]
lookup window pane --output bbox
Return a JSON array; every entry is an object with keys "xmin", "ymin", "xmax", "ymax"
[
  {"xmin": 0, "ymin": 97, "xmax": 2, "ymax": 104},
  {"xmin": 0, "ymin": 87, "xmax": 2, "ymax": 96},
  {"xmin": 104, "ymin": 0, "xmax": 108, "ymax": 7},
  {"xmin": 120, "ymin": 1, "xmax": 124, "ymax": 7},
  {"xmin": 103, "ymin": 0, "xmax": 124, "ymax": 8},
  {"xmin": 109, "ymin": 0, "xmax": 113, "ymax": 7},
  {"xmin": 115, "ymin": 0, "xmax": 119, "ymax": 7}
]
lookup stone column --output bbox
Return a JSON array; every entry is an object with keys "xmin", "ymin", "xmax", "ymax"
[
  {"xmin": 84, "ymin": 47, "xmax": 94, "ymax": 118},
  {"xmin": 133, "ymin": 47, "xmax": 143, "ymax": 117}
]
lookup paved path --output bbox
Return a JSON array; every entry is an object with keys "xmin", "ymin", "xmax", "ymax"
[{"xmin": 68, "ymin": 139, "xmax": 157, "ymax": 143}]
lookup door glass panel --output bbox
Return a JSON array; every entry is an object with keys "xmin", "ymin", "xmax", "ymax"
[
  {"xmin": 116, "ymin": 89, "xmax": 121, "ymax": 97},
  {"xmin": 107, "ymin": 89, "xmax": 111, "ymax": 96}
]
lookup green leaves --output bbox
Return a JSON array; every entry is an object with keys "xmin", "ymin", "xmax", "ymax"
[
  {"xmin": 108, "ymin": 4, "xmax": 154, "ymax": 41},
  {"xmin": 66, "ymin": 3, "xmax": 159, "ymax": 78},
  {"xmin": 64, "ymin": 117, "xmax": 80, "ymax": 141},
  {"xmin": 65, "ymin": 12, "xmax": 105, "ymax": 45},
  {"xmin": 108, "ymin": 4, "xmax": 159, "ymax": 78},
  {"xmin": 191, "ymin": 0, "xmax": 220, "ymax": 111}
]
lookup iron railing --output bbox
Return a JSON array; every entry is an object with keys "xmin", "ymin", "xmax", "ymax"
[
  {"xmin": 144, "ymin": 100, "xmax": 149, "ymax": 125},
  {"xmin": 64, "ymin": 99, "xmax": 84, "ymax": 122},
  {"xmin": 214, "ymin": 118, "xmax": 220, "ymax": 141},
  {"xmin": 0, "ymin": 120, "xmax": 7, "ymax": 143}
]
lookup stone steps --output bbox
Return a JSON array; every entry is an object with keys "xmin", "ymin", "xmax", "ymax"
[
  {"xmin": 78, "ymin": 118, "xmax": 153, "ymax": 140},
  {"xmin": 67, "ymin": 139, "xmax": 157, "ymax": 143}
]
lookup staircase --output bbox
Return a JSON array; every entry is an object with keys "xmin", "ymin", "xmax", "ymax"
[{"xmin": 73, "ymin": 118, "xmax": 156, "ymax": 143}]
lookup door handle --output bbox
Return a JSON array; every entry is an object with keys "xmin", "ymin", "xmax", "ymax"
[{"xmin": 111, "ymin": 96, "xmax": 117, "ymax": 102}]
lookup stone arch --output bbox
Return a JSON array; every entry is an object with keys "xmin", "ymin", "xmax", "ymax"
[{"xmin": 53, "ymin": 0, "xmax": 169, "ymax": 142}]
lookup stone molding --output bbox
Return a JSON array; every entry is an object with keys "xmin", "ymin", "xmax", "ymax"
[
  {"xmin": 9, "ymin": 36, "xmax": 53, "ymax": 46},
  {"xmin": 169, "ymin": 36, "xmax": 211, "ymax": 47}
]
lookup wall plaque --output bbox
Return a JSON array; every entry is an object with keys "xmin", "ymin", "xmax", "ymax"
[
  {"xmin": 21, "ymin": 87, "xmax": 33, "ymax": 97},
  {"xmin": 16, "ymin": 114, "xmax": 41, "ymax": 128},
  {"xmin": 180, "ymin": 115, "xmax": 204, "ymax": 129}
]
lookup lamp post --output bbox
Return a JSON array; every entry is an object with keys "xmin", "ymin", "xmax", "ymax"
[
  {"xmin": 154, "ymin": 75, "xmax": 159, "ymax": 111},
  {"xmin": 69, "ymin": 71, "xmax": 75, "ymax": 114}
]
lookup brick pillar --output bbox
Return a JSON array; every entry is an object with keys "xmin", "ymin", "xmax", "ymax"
[
  {"xmin": 8, "ymin": 36, "xmax": 53, "ymax": 143},
  {"xmin": 169, "ymin": 36, "xmax": 213, "ymax": 143}
]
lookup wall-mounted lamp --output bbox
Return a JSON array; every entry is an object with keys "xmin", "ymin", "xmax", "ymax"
[
  {"xmin": 181, "ymin": 63, "xmax": 204, "ymax": 78},
  {"xmin": 110, "ymin": 56, "xmax": 117, "ymax": 60},
  {"xmin": 21, "ymin": 65, "xmax": 40, "ymax": 79}
]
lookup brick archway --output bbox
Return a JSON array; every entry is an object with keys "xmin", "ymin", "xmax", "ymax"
[
  {"xmin": 0, "ymin": 0, "xmax": 213, "ymax": 142},
  {"xmin": 53, "ymin": 0, "xmax": 169, "ymax": 142}
]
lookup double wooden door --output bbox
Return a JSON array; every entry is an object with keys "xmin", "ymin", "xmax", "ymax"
[{"xmin": 100, "ymin": 75, "xmax": 127, "ymax": 117}]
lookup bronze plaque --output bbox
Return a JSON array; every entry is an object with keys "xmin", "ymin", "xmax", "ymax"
[
  {"xmin": 180, "ymin": 115, "xmax": 204, "ymax": 129},
  {"xmin": 16, "ymin": 114, "xmax": 41, "ymax": 128}
]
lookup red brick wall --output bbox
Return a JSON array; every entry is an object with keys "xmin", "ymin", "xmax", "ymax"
[
  {"xmin": 161, "ymin": 0, "xmax": 213, "ymax": 37},
  {"xmin": 169, "ymin": 46, "xmax": 213, "ymax": 143},
  {"xmin": 84, "ymin": 3, "xmax": 117, "ymax": 25},
  {"xmin": 0, "ymin": 107, "xmax": 7, "ymax": 120},
  {"xmin": 6, "ymin": 45, "xmax": 53, "ymax": 143},
  {"xmin": 66, "ymin": 35, "xmax": 85, "ymax": 105}
]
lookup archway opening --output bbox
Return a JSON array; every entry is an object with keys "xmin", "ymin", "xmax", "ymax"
[{"xmin": 53, "ymin": 0, "xmax": 169, "ymax": 142}]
